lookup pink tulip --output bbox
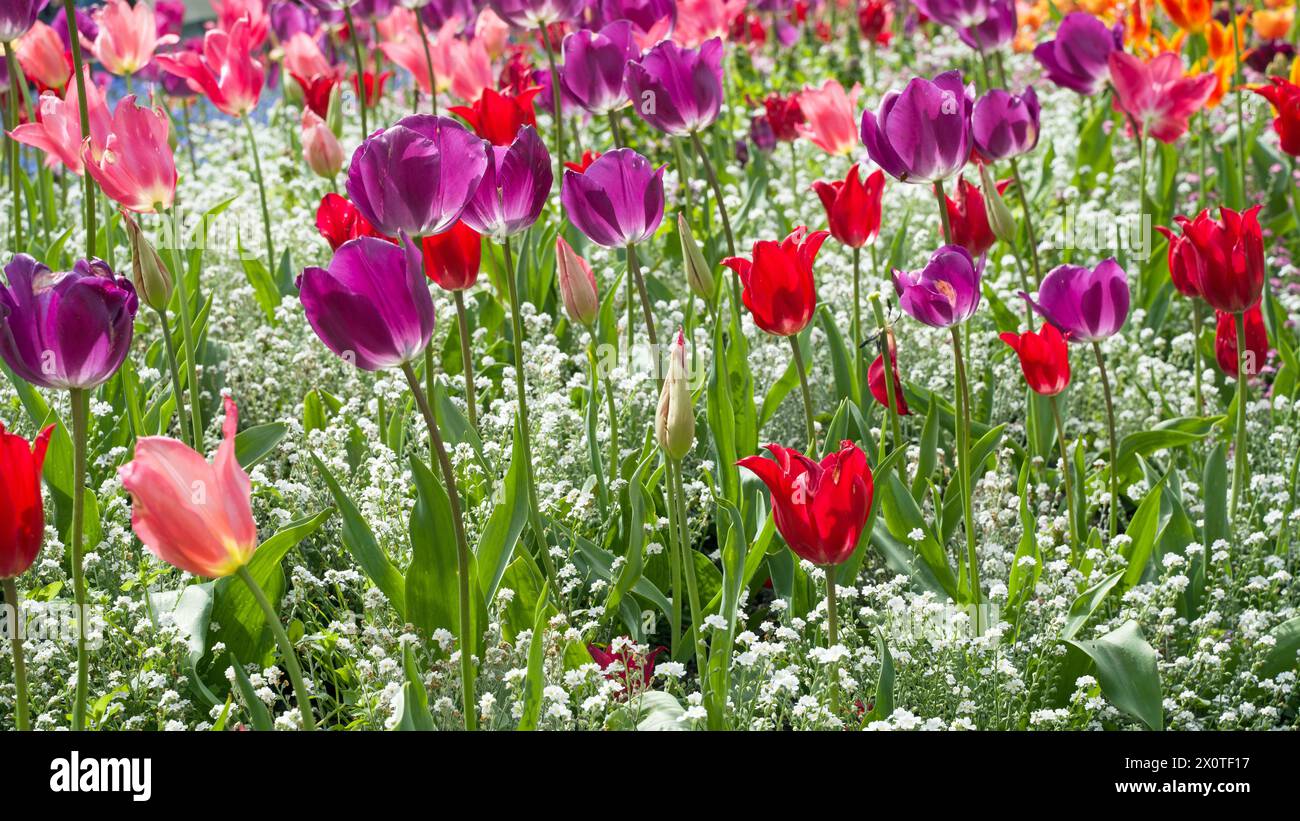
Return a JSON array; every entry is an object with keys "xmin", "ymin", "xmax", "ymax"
[
  {"xmin": 118, "ymin": 396, "xmax": 259, "ymax": 579},
  {"xmin": 474, "ymin": 9, "xmax": 510, "ymax": 59},
  {"xmin": 212, "ymin": 0, "xmax": 270, "ymax": 49},
  {"xmin": 302, "ymin": 109, "xmax": 343, "ymax": 179},
  {"xmin": 673, "ymin": 0, "xmax": 746, "ymax": 47},
  {"xmin": 1108, "ymin": 51, "xmax": 1217, "ymax": 144},
  {"xmin": 9, "ymin": 67, "xmax": 110, "ymax": 174},
  {"xmin": 556, "ymin": 236, "xmax": 599, "ymax": 326},
  {"xmin": 17, "ymin": 21, "xmax": 72, "ymax": 92},
  {"xmin": 282, "ymin": 31, "xmax": 334, "ymax": 81},
  {"xmin": 89, "ymin": 0, "xmax": 178, "ymax": 76},
  {"xmin": 797, "ymin": 79, "xmax": 860, "ymax": 155},
  {"xmin": 378, "ymin": 19, "xmax": 441, "ymax": 96},
  {"xmin": 156, "ymin": 17, "xmax": 265, "ymax": 117},
  {"xmin": 444, "ymin": 30, "xmax": 494, "ymax": 103},
  {"xmin": 82, "ymin": 94, "xmax": 178, "ymax": 213}
]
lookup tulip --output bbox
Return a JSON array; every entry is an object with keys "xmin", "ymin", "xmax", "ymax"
[
  {"xmin": 1108, "ymin": 51, "xmax": 1216, "ymax": 143},
  {"xmin": 762, "ymin": 93, "xmax": 804, "ymax": 142},
  {"xmin": 0, "ymin": 0, "xmax": 43, "ymax": 42},
  {"xmin": 0, "ymin": 254, "xmax": 138, "ymax": 390},
  {"xmin": 971, "ymin": 87, "xmax": 1039, "ymax": 161},
  {"xmin": 892, "ymin": 245, "xmax": 982, "ymax": 329},
  {"xmin": 624, "ymin": 38, "xmax": 725, "ymax": 137},
  {"xmin": 448, "ymin": 86, "xmax": 540, "ymax": 147},
  {"xmin": 1022, "ymin": 259, "xmax": 1130, "ymax": 343},
  {"xmin": 302, "ymin": 109, "xmax": 344, "ymax": 179},
  {"xmin": 292, "ymin": 73, "xmax": 338, "ymax": 120},
  {"xmin": 82, "ymin": 95, "xmax": 178, "ymax": 214},
  {"xmin": 796, "ymin": 79, "xmax": 860, "ymax": 156},
  {"xmin": 120, "ymin": 211, "xmax": 173, "ymax": 313},
  {"xmin": 90, "ymin": 0, "xmax": 178, "ymax": 77},
  {"xmin": 943, "ymin": 176, "xmax": 1004, "ymax": 258},
  {"xmin": 487, "ymin": 0, "xmax": 584, "ymax": 28},
  {"xmin": 1159, "ymin": 0, "xmax": 1211, "ymax": 33},
  {"xmin": 1032, "ymin": 12, "xmax": 1122, "ymax": 96},
  {"xmin": 749, "ymin": 115, "xmax": 776, "ymax": 152},
  {"xmin": 1000, "ymin": 323, "xmax": 1070, "ymax": 397},
  {"xmin": 674, "ymin": 0, "xmax": 745, "ymax": 46},
  {"xmin": 678, "ymin": 213, "xmax": 716, "ymax": 304},
  {"xmin": 738, "ymin": 440, "xmax": 873, "ymax": 653},
  {"xmin": 911, "ymin": 0, "xmax": 992, "ymax": 29},
  {"xmin": 561, "ymin": 148, "xmax": 666, "ymax": 248},
  {"xmin": 156, "ymin": 17, "xmax": 265, "ymax": 118},
  {"xmin": 868, "ymin": 329, "xmax": 910, "ymax": 415},
  {"xmin": 858, "ymin": 0, "xmax": 892, "ymax": 44},
  {"xmin": 861, "ymin": 70, "xmax": 972, "ymax": 185},
  {"xmin": 16, "ymin": 21, "xmax": 71, "ymax": 92},
  {"xmin": 1166, "ymin": 206, "xmax": 1265, "ymax": 315},
  {"xmin": 283, "ymin": 31, "xmax": 334, "ymax": 81},
  {"xmin": 564, "ymin": 150, "xmax": 600, "ymax": 174},
  {"xmin": 352, "ymin": 69, "xmax": 392, "ymax": 108},
  {"xmin": 556, "ymin": 236, "xmax": 598, "ymax": 327},
  {"xmin": 723, "ymin": 226, "xmax": 827, "ymax": 338},
  {"xmin": 9, "ymin": 67, "xmax": 110, "ymax": 174},
  {"xmin": 1215, "ymin": 303, "xmax": 1268, "ymax": 379},
  {"xmin": 656, "ymin": 329, "xmax": 695, "ymax": 461},
  {"xmin": 599, "ymin": 0, "xmax": 676, "ymax": 47},
  {"xmin": 213, "ymin": 0, "xmax": 270, "ymax": 47},
  {"xmin": 1250, "ymin": 77, "xmax": 1300, "ymax": 157},
  {"xmin": 346, "ymin": 114, "xmax": 490, "ymax": 239},
  {"xmin": 560, "ymin": 21, "xmax": 638, "ymax": 116},
  {"xmin": 316, "ymin": 192, "xmax": 393, "ymax": 251},
  {"xmin": 587, "ymin": 642, "xmax": 665, "ymax": 692},
  {"xmin": 459, "ymin": 126, "xmax": 552, "ymax": 240},
  {"xmin": 812, "ymin": 163, "xmax": 885, "ymax": 250},
  {"xmin": 957, "ymin": 0, "xmax": 1016, "ymax": 51},
  {"xmin": 421, "ymin": 219, "xmax": 481, "ymax": 292}
]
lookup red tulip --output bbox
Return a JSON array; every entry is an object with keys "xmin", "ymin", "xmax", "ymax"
[
  {"xmin": 1215, "ymin": 303, "xmax": 1269, "ymax": 379},
  {"xmin": 762, "ymin": 93, "xmax": 805, "ymax": 143},
  {"xmin": 722, "ymin": 226, "xmax": 829, "ymax": 337},
  {"xmin": 564, "ymin": 149, "xmax": 600, "ymax": 174},
  {"xmin": 944, "ymin": 176, "xmax": 1008, "ymax": 258},
  {"xmin": 292, "ymin": 72, "xmax": 337, "ymax": 119},
  {"xmin": 0, "ymin": 423, "xmax": 53, "ymax": 579},
  {"xmin": 1167, "ymin": 206, "xmax": 1265, "ymax": 314},
  {"xmin": 450, "ymin": 86, "xmax": 541, "ymax": 146},
  {"xmin": 315, "ymin": 193, "xmax": 392, "ymax": 251},
  {"xmin": 420, "ymin": 220, "xmax": 481, "ymax": 292},
  {"xmin": 1251, "ymin": 76, "xmax": 1300, "ymax": 157},
  {"xmin": 858, "ymin": 1, "xmax": 894, "ymax": 45},
  {"xmin": 812, "ymin": 163, "xmax": 885, "ymax": 249},
  {"xmin": 351, "ymin": 70, "xmax": 392, "ymax": 108},
  {"xmin": 999, "ymin": 323, "xmax": 1071, "ymax": 396},
  {"xmin": 738, "ymin": 441, "xmax": 874, "ymax": 567},
  {"xmin": 587, "ymin": 641, "xmax": 665, "ymax": 691},
  {"xmin": 868, "ymin": 329, "xmax": 910, "ymax": 415},
  {"xmin": 1154, "ymin": 224, "xmax": 1203, "ymax": 298}
]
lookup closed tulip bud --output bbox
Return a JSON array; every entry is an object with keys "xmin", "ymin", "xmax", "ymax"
[
  {"xmin": 121, "ymin": 211, "xmax": 174, "ymax": 313},
  {"xmin": 656, "ymin": 329, "xmax": 695, "ymax": 461},
  {"xmin": 678, "ymin": 213, "xmax": 715, "ymax": 302},
  {"xmin": 556, "ymin": 236, "xmax": 599, "ymax": 326},
  {"xmin": 326, "ymin": 82, "xmax": 344, "ymax": 138},
  {"xmin": 302, "ymin": 110, "xmax": 344, "ymax": 179},
  {"xmin": 979, "ymin": 162, "xmax": 1017, "ymax": 244}
]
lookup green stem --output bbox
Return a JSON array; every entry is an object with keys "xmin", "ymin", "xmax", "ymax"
[
  {"xmin": 672, "ymin": 138, "xmax": 694, "ymax": 217},
  {"xmin": 1008, "ymin": 156, "xmax": 1042, "ymax": 285},
  {"xmin": 68, "ymin": 387, "xmax": 89, "ymax": 730},
  {"xmin": 602, "ymin": 360, "xmax": 620, "ymax": 493},
  {"xmin": 1092, "ymin": 341, "xmax": 1119, "ymax": 540},
  {"xmin": 61, "ymin": 0, "xmax": 96, "ymax": 258},
  {"xmin": 950, "ymin": 328, "xmax": 982, "ymax": 634},
  {"xmin": 585, "ymin": 341, "xmax": 609, "ymax": 515},
  {"xmin": 671, "ymin": 460, "xmax": 706, "ymax": 679},
  {"xmin": 1049, "ymin": 395, "xmax": 1079, "ymax": 561},
  {"xmin": 664, "ymin": 460, "xmax": 684, "ymax": 657},
  {"xmin": 607, "ymin": 109, "xmax": 625, "ymax": 149},
  {"xmin": 1191, "ymin": 301, "xmax": 1203, "ymax": 414},
  {"xmin": 6, "ymin": 47, "xmax": 24, "ymax": 252},
  {"xmin": 2, "ymin": 578, "xmax": 29, "ymax": 731},
  {"xmin": 1229, "ymin": 16, "xmax": 1249, "ymax": 204},
  {"xmin": 242, "ymin": 116, "xmax": 276, "ymax": 276},
  {"xmin": 690, "ymin": 131, "xmax": 739, "ymax": 306},
  {"xmin": 169, "ymin": 209, "xmax": 204, "ymax": 450},
  {"xmin": 824, "ymin": 563, "xmax": 840, "ymax": 717},
  {"xmin": 155, "ymin": 306, "xmax": 192, "ymax": 448},
  {"xmin": 344, "ymin": 7, "xmax": 368, "ymax": 136},
  {"xmin": 627, "ymin": 243, "xmax": 659, "ymax": 382},
  {"xmin": 235, "ymin": 565, "xmax": 316, "ymax": 730},
  {"xmin": 869, "ymin": 294, "xmax": 905, "ymax": 484},
  {"xmin": 413, "ymin": 8, "xmax": 439, "ymax": 115},
  {"xmin": 1231, "ymin": 310, "xmax": 1249, "ymax": 516},
  {"xmin": 933, "ymin": 179, "xmax": 953, "ymax": 244},
  {"xmin": 540, "ymin": 27, "xmax": 565, "ymax": 167},
  {"xmin": 181, "ymin": 102, "xmax": 199, "ymax": 178},
  {"xmin": 852, "ymin": 246, "xmax": 863, "ymax": 407},
  {"xmin": 453, "ymin": 290, "xmax": 478, "ymax": 429},
  {"xmin": 400, "ymin": 362, "xmax": 477, "ymax": 731},
  {"xmin": 503, "ymin": 238, "xmax": 560, "ymax": 595},
  {"xmin": 790, "ymin": 335, "xmax": 816, "ymax": 454}
]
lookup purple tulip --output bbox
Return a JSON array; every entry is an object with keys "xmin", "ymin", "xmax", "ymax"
[
  {"xmin": 861, "ymin": 70, "xmax": 972, "ymax": 185},
  {"xmin": 598, "ymin": 0, "xmax": 676, "ymax": 41},
  {"xmin": 750, "ymin": 115, "xmax": 776, "ymax": 153},
  {"xmin": 298, "ymin": 237, "xmax": 435, "ymax": 371},
  {"xmin": 419, "ymin": 0, "xmax": 476, "ymax": 31},
  {"xmin": 561, "ymin": 21, "xmax": 639, "ymax": 116},
  {"xmin": 1022, "ymin": 260, "xmax": 1130, "ymax": 343},
  {"xmin": 624, "ymin": 38, "xmax": 725, "ymax": 137},
  {"xmin": 0, "ymin": 255, "xmax": 138, "ymax": 390},
  {"xmin": 972, "ymin": 86, "xmax": 1039, "ymax": 161},
  {"xmin": 892, "ymin": 245, "xmax": 983, "ymax": 328},
  {"xmin": 488, "ymin": 0, "xmax": 585, "ymax": 28},
  {"xmin": 1033, "ymin": 12, "xmax": 1123, "ymax": 96},
  {"xmin": 346, "ymin": 115, "xmax": 490, "ymax": 239},
  {"xmin": 561, "ymin": 148, "xmax": 665, "ymax": 248},
  {"xmin": 269, "ymin": 1, "xmax": 322, "ymax": 42},
  {"xmin": 911, "ymin": 0, "xmax": 990, "ymax": 29},
  {"xmin": 460, "ymin": 126, "xmax": 552, "ymax": 240},
  {"xmin": 0, "ymin": 0, "xmax": 44, "ymax": 43},
  {"xmin": 958, "ymin": 0, "xmax": 1016, "ymax": 51},
  {"xmin": 51, "ymin": 4, "xmax": 96, "ymax": 52}
]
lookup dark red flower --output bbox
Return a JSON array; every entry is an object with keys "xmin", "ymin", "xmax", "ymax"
[
  {"xmin": 450, "ymin": 86, "xmax": 541, "ymax": 146},
  {"xmin": 1166, "ymin": 206, "xmax": 1265, "ymax": 314},
  {"xmin": 564, "ymin": 149, "xmax": 601, "ymax": 174},
  {"xmin": 351, "ymin": 70, "xmax": 392, "ymax": 107},
  {"xmin": 812, "ymin": 163, "xmax": 885, "ymax": 249},
  {"xmin": 1215, "ymin": 302, "xmax": 1269, "ymax": 379},
  {"xmin": 737, "ymin": 440, "xmax": 874, "ymax": 567},
  {"xmin": 420, "ymin": 220, "xmax": 482, "ymax": 292},
  {"xmin": 498, "ymin": 47, "xmax": 535, "ymax": 97},
  {"xmin": 292, "ymin": 72, "xmax": 337, "ymax": 119},
  {"xmin": 858, "ymin": 1, "xmax": 894, "ymax": 45},
  {"xmin": 1250, "ymin": 76, "xmax": 1300, "ymax": 157},
  {"xmin": 1154, "ymin": 224, "xmax": 1203, "ymax": 298},
  {"xmin": 868, "ymin": 328, "xmax": 910, "ymax": 415},
  {"xmin": 0, "ymin": 423, "xmax": 53, "ymax": 579},
  {"xmin": 944, "ymin": 175, "xmax": 1008, "ymax": 258},
  {"xmin": 587, "ymin": 641, "xmax": 665, "ymax": 691},
  {"xmin": 763, "ymin": 94, "xmax": 805, "ymax": 143},
  {"xmin": 722, "ymin": 226, "xmax": 829, "ymax": 337},
  {"xmin": 999, "ymin": 323, "xmax": 1071, "ymax": 396},
  {"xmin": 315, "ymin": 193, "xmax": 392, "ymax": 251}
]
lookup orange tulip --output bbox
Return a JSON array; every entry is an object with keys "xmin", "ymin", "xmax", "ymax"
[{"xmin": 1159, "ymin": 0, "xmax": 1212, "ymax": 33}]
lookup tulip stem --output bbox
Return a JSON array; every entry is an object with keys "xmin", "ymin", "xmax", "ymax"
[
  {"xmin": 401, "ymin": 361, "xmax": 478, "ymax": 731},
  {"xmin": 669, "ymin": 459, "xmax": 707, "ymax": 680},
  {"xmin": 1191, "ymin": 301, "xmax": 1204, "ymax": 414},
  {"xmin": 540, "ymin": 26, "xmax": 565, "ymax": 168},
  {"xmin": 823, "ymin": 564, "xmax": 841, "ymax": 718},
  {"xmin": 155, "ymin": 306, "xmax": 192, "ymax": 448},
  {"xmin": 1228, "ymin": 14, "xmax": 1249, "ymax": 205},
  {"xmin": 852, "ymin": 247, "xmax": 864, "ymax": 406},
  {"xmin": 60, "ymin": 0, "xmax": 96, "ymax": 258},
  {"xmin": 1091, "ymin": 341, "xmax": 1119, "ymax": 541},
  {"xmin": 181, "ymin": 103, "xmax": 199, "ymax": 177},
  {"xmin": 869, "ymin": 294, "xmax": 905, "ymax": 484},
  {"xmin": 1008, "ymin": 156, "xmax": 1042, "ymax": 285},
  {"xmin": 671, "ymin": 139, "xmax": 693, "ymax": 216},
  {"xmin": 166, "ymin": 207, "xmax": 205, "ymax": 451},
  {"xmin": 789, "ymin": 336, "xmax": 817, "ymax": 454},
  {"xmin": 933, "ymin": 179, "xmax": 953, "ymax": 245},
  {"xmin": 607, "ymin": 110, "xmax": 625, "ymax": 149},
  {"xmin": 68, "ymin": 387, "xmax": 90, "ymax": 730},
  {"xmin": 2, "ymin": 578, "xmax": 29, "ymax": 731},
  {"xmin": 412, "ymin": 8, "xmax": 439, "ymax": 116},
  {"xmin": 663, "ymin": 460, "xmax": 684, "ymax": 658},
  {"xmin": 1232, "ymin": 311, "xmax": 1250, "ymax": 517},
  {"xmin": 690, "ymin": 132, "xmax": 739, "ymax": 305},
  {"xmin": 343, "ymin": 7, "xmax": 368, "ymax": 137},
  {"xmin": 949, "ymin": 328, "xmax": 982, "ymax": 635},
  {"xmin": 1049, "ymin": 396, "xmax": 1079, "ymax": 561},
  {"xmin": 626, "ymin": 243, "xmax": 660, "ymax": 382},
  {"xmin": 241, "ymin": 116, "xmax": 277, "ymax": 278},
  {"xmin": 235, "ymin": 565, "xmax": 316, "ymax": 731},
  {"xmin": 5, "ymin": 47, "xmax": 24, "ymax": 253},
  {"xmin": 503, "ymin": 239, "xmax": 561, "ymax": 599},
  {"xmin": 585, "ymin": 341, "xmax": 609, "ymax": 515},
  {"xmin": 452, "ymin": 291, "xmax": 478, "ymax": 429}
]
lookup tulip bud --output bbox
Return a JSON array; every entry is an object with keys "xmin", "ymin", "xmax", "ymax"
[
  {"xmin": 302, "ymin": 110, "xmax": 344, "ymax": 179},
  {"xmin": 979, "ymin": 162, "xmax": 1017, "ymax": 245},
  {"xmin": 656, "ymin": 329, "xmax": 695, "ymax": 461},
  {"xmin": 556, "ymin": 236, "xmax": 599, "ymax": 326},
  {"xmin": 326, "ymin": 82, "xmax": 344, "ymax": 138},
  {"xmin": 678, "ymin": 212, "xmax": 715, "ymax": 303},
  {"xmin": 121, "ymin": 210, "xmax": 174, "ymax": 312},
  {"xmin": 283, "ymin": 75, "xmax": 304, "ymax": 108}
]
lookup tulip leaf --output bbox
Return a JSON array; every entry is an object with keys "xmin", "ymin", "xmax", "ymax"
[
  {"xmin": 476, "ymin": 431, "xmax": 529, "ymax": 604},
  {"xmin": 1258, "ymin": 617, "xmax": 1300, "ymax": 680},
  {"xmin": 815, "ymin": 303, "xmax": 858, "ymax": 406},
  {"xmin": 236, "ymin": 230, "xmax": 283, "ymax": 323},
  {"xmin": 1122, "ymin": 477, "xmax": 1166, "ymax": 588},
  {"xmin": 1066, "ymin": 620, "xmax": 1164, "ymax": 730},
  {"xmin": 406, "ymin": 456, "xmax": 462, "ymax": 639},
  {"xmin": 311, "ymin": 453, "xmax": 406, "ymax": 616},
  {"xmin": 604, "ymin": 453, "xmax": 652, "ymax": 620},
  {"xmin": 707, "ymin": 316, "xmax": 740, "ymax": 504},
  {"xmin": 391, "ymin": 644, "xmax": 434, "ymax": 731},
  {"xmin": 234, "ymin": 422, "xmax": 288, "ymax": 470},
  {"xmin": 1061, "ymin": 570, "xmax": 1124, "ymax": 641},
  {"xmin": 1006, "ymin": 461, "xmax": 1041, "ymax": 615},
  {"xmin": 229, "ymin": 653, "xmax": 275, "ymax": 731},
  {"xmin": 878, "ymin": 472, "xmax": 958, "ymax": 600},
  {"xmin": 1111, "ymin": 415, "xmax": 1222, "ymax": 483},
  {"xmin": 516, "ymin": 581, "xmax": 551, "ymax": 731},
  {"xmin": 863, "ymin": 631, "xmax": 895, "ymax": 725}
]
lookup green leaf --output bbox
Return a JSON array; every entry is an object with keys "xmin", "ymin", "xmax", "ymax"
[
  {"xmin": 234, "ymin": 422, "xmax": 287, "ymax": 470},
  {"xmin": 1061, "ymin": 570, "xmax": 1124, "ymax": 641},
  {"xmin": 516, "ymin": 581, "xmax": 551, "ymax": 731},
  {"xmin": 863, "ymin": 631, "xmax": 895, "ymax": 724},
  {"xmin": 1006, "ymin": 461, "xmax": 1041, "ymax": 613},
  {"xmin": 1202, "ymin": 442, "xmax": 1230, "ymax": 549},
  {"xmin": 391, "ymin": 645, "xmax": 434, "ymax": 731},
  {"xmin": 1122, "ymin": 477, "xmax": 1165, "ymax": 588},
  {"xmin": 877, "ymin": 472, "xmax": 959, "ymax": 599},
  {"xmin": 1258, "ymin": 616, "xmax": 1300, "ymax": 680},
  {"xmin": 1112, "ymin": 416, "xmax": 1222, "ymax": 482},
  {"xmin": 406, "ymin": 456, "xmax": 461, "ymax": 638},
  {"xmin": 605, "ymin": 454, "xmax": 653, "ymax": 618},
  {"xmin": 1066, "ymin": 620, "xmax": 1164, "ymax": 730},
  {"xmin": 475, "ymin": 432, "xmax": 529, "ymax": 603},
  {"xmin": 229, "ymin": 654, "xmax": 274, "ymax": 731},
  {"xmin": 310, "ymin": 453, "xmax": 406, "ymax": 615}
]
